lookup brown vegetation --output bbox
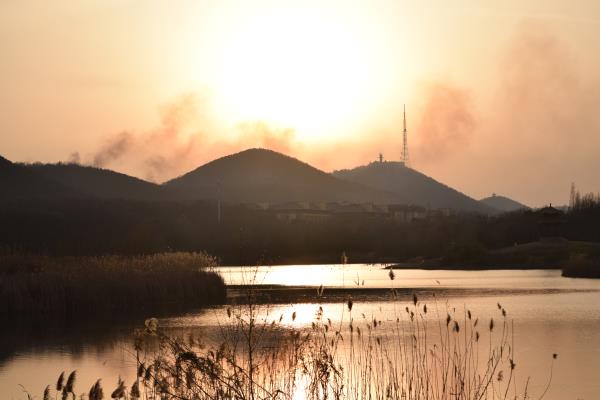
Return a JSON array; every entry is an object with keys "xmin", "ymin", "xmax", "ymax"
[
  {"xmin": 0, "ymin": 252, "xmax": 226, "ymax": 318},
  {"xmin": 34, "ymin": 289, "xmax": 556, "ymax": 399}
]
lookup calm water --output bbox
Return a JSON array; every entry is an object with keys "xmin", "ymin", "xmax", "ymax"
[{"xmin": 2, "ymin": 265, "xmax": 600, "ymax": 399}]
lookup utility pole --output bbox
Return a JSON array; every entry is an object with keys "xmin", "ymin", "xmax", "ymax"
[{"xmin": 217, "ymin": 180, "xmax": 221, "ymax": 224}]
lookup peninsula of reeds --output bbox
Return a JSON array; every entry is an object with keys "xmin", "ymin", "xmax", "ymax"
[{"xmin": 0, "ymin": 252, "xmax": 226, "ymax": 318}]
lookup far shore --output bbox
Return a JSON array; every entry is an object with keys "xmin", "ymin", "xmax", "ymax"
[
  {"xmin": 226, "ymin": 284, "xmax": 596, "ymax": 305},
  {"xmin": 220, "ymin": 238, "xmax": 600, "ymax": 278}
]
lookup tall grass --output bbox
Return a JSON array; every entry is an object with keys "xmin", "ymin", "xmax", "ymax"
[
  {"xmin": 38, "ymin": 288, "xmax": 555, "ymax": 399},
  {"xmin": 0, "ymin": 252, "xmax": 226, "ymax": 317}
]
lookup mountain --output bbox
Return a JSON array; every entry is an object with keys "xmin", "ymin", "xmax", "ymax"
[
  {"xmin": 479, "ymin": 194, "xmax": 529, "ymax": 213},
  {"xmin": 0, "ymin": 155, "xmax": 11, "ymax": 168},
  {"xmin": 333, "ymin": 161, "xmax": 493, "ymax": 213},
  {"xmin": 164, "ymin": 148, "xmax": 395, "ymax": 203},
  {"xmin": 0, "ymin": 155, "xmax": 75, "ymax": 199},
  {"xmin": 3, "ymin": 150, "xmax": 505, "ymax": 212},
  {"xmin": 24, "ymin": 163, "xmax": 169, "ymax": 201}
]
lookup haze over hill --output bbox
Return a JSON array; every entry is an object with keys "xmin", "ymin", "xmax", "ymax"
[
  {"xmin": 333, "ymin": 161, "xmax": 494, "ymax": 213},
  {"xmin": 23, "ymin": 163, "xmax": 170, "ymax": 201},
  {"xmin": 479, "ymin": 194, "xmax": 529, "ymax": 213},
  {"xmin": 165, "ymin": 148, "xmax": 395, "ymax": 204}
]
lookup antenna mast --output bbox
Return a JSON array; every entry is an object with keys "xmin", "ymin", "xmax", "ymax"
[{"xmin": 402, "ymin": 104, "xmax": 409, "ymax": 166}]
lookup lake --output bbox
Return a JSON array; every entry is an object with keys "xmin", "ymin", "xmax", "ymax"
[{"xmin": 2, "ymin": 265, "xmax": 600, "ymax": 399}]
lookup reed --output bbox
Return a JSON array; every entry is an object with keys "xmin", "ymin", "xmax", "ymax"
[
  {"xmin": 32, "ymin": 266, "xmax": 555, "ymax": 399},
  {"xmin": 0, "ymin": 252, "xmax": 226, "ymax": 318},
  {"xmin": 39, "ymin": 298, "xmax": 555, "ymax": 399}
]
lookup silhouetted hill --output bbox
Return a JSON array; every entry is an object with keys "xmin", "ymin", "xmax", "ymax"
[
  {"xmin": 333, "ymin": 162, "xmax": 493, "ymax": 213},
  {"xmin": 24, "ymin": 163, "xmax": 170, "ymax": 201},
  {"xmin": 0, "ymin": 155, "xmax": 76, "ymax": 199},
  {"xmin": 480, "ymin": 194, "xmax": 529, "ymax": 213},
  {"xmin": 165, "ymin": 148, "xmax": 394, "ymax": 203},
  {"xmin": 0, "ymin": 155, "xmax": 11, "ymax": 168}
]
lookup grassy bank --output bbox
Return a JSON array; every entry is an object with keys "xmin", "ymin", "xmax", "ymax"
[
  {"xmin": 0, "ymin": 252, "xmax": 226, "ymax": 318},
  {"xmin": 562, "ymin": 253, "xmax": 600, "ymax": 278},
  {"xmin": 386, "ymin": 239, "xmax": 600, "ymax": 270}
]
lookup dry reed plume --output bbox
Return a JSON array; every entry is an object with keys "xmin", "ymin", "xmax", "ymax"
[
  {"xmin": 34, "ymin": 281, "xmax": 556, "ymax": 399},
  {"xmin": 0, "ymin": 252, "xmax": 226, "ymax": 317}
]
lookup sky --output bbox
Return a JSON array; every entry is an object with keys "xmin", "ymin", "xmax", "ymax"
[{"xmin": 1, "ymin": 0, "xmax": 599, "ymax": 206}]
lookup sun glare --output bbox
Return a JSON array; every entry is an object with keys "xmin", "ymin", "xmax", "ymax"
[{"xmin": 213, "ymin": 7, "xmax": 379, "ymax": 141}]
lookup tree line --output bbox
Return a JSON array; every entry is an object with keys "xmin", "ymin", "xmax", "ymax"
[{"xmin": 1, "ymin": 196, "xmax": 598, "ymax": 265}]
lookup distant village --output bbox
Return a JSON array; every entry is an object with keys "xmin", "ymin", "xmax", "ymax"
[{"xmin": 243, "ymin": 201, "xmax": 455, "ymax": 224}]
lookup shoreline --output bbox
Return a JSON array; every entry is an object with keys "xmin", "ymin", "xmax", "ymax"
[{"xmin": 225, "ymin": 283, "xmax": 596, "ymax": 304}]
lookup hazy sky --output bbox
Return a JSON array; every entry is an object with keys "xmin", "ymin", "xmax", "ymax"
[{"xmin": 1, "ymin": 1, "xmax": 599, "ymax": 206}]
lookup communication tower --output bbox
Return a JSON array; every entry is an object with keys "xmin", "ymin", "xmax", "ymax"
[{"xmin": 402, "ymin": 104, "xmax": 409, "ymax": 166}]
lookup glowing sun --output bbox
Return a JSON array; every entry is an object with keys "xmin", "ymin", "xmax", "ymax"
[{"xmin": 213, "ymin": 6, "xmax": 380, "ymax": 141}]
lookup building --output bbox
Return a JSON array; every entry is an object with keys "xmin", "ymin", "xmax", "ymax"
[
  {"xmin": 388, "ymin": 204, "xmax": 427, "ymax": 223},
  {"xmin": 537, "ymin": 204, "xmax": 566, "ymax": 240},
  {"xmin": 270, "ymin": 202, "xmax": 332, "ymax": 223}
]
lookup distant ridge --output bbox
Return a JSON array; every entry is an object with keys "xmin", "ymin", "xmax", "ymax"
[
  {"xmin": 24, "ymin": 163, "xmax": 169, "ymax": 201},
  {"xmin": 165, "ymin": 148, "xmax": 395, "ymax": 203},
  {"xmin": 3, "ymin": 150, "xmax": 501, "ymax": 213},
  {"xmin": 480, "ymin": 194, "xmax": 529, "ymax": 213},
  {"xmin": 0, "ymin": 155, "xmax": 12, "ymax": 168},
  {"xmin": 333, "ymin": 161, "xmax": 493, "ymax": 213},
  {"xmin": 0, "ymin": 155, "xmax": 75, "ymax": 199}
]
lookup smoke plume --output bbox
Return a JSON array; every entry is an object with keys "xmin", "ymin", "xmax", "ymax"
[
  {"xmin": 413, "ymin": 83, "xmax": 476, "ymax": 162},
  {"xmin": 81, "ymin": 22, "xmax": 599, "ymax": 205},
  {"xmin": 88, "ymin": 94, "xmax": 297, "ymax": 182},
  {"xmin": 479, "ymin": 21, "xmax": 600, "ymax": 204},
  {"xmin": 408, "ymin": 21, "xmax": 600, "ymax": 205},
  {"xmin": 93, "ymin": 132, "xmax": 135, "ymax": 168}
]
